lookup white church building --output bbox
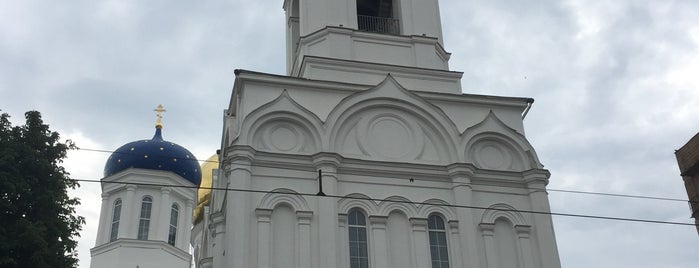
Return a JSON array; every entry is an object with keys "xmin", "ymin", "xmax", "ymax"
[{"xmin": 90, "ymin": 0, "xmax": 562, "ymax": 267}]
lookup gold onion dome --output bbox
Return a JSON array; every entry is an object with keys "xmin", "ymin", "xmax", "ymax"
[{"xmin": 193, "ymin": 154, "xmax": 219, "ymax": 224}]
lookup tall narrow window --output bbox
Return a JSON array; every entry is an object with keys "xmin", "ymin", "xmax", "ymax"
[
  {"xmin": 428, "ymin": 214, "xmax": 449, "ymax": 268},
  {"xmin": 137, "ymin": 196, "xmax": 153, "ymax": 240},
  {"xmin": 348, "ymin": 210, "xmax": 369, "ymax": 268},
  {"xmin": 109, "ymin": 198, "xmax": 122, "ymax": 242},
  {"xmin": 168, "ymin": 203, "xmax": 179, "ymax": 246}
]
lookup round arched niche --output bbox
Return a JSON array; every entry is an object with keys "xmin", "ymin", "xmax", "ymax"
[
  {"xmin": 333, "ymin": 106, "xmax": 450, "ymax": 163},
  {"xmin": 467, "ymin": 137, "xmax": 525, "ymax": 171},
  {"xmin": 358, "ymin": 113, "xmax": 423, "ymax": 160},
  {"xmin": 252, "ymin": 119, "xmax": 318, "ymax": 154}
]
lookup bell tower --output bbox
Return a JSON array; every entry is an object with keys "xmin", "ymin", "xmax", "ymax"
[
  {"xmin": 284, "ymin": 0, "xmax": 459, "ymax": 93},
  {"xmin": 192, "ymin": 1, "xmax": 562, "ymax": 267}
]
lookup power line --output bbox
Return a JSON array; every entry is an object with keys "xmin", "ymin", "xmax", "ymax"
[
  {"xmin": 73, "ymin": 178, "xmax": 698, "ymax": 227},
  {"xmin": 74, "ymin": 147, "xmax": 692, "ymax": 203}
]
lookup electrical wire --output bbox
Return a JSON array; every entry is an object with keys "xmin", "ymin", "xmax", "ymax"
[
  {"xmin": 73, "ymin": 178, "xmax": 698, "ymax": 227},
  {"xmin": 74, "ymin": 147, "xmax": 693, "ymax": 203}
]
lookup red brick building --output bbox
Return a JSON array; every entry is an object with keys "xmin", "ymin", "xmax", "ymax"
[{"xmin": 676, "ymin": 132, "xmax": 699, "ymax": 234}]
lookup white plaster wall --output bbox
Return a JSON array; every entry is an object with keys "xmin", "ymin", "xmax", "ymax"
[
  {"xmin": 203, "ymin": 75, "xmax": 559, "ymax": 268},
  {"xmin": 90, "ymin": 240, "xmax": 190, "ymax": 268},
  {"xmin": 91, "ymin": 169, "xmax": 197, "ymax": 267},
  {"xmin": 231, "ymin": 74, "xmax": 536, "ymax": 169}
]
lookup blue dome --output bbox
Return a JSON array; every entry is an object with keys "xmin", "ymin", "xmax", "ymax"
[{"xmin": 104, "ymin": 128, "xmax": 201, "ymax": 185}]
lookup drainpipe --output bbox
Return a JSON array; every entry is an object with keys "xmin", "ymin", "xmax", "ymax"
[{"xmin": 521, "ymin": 98, "xmax": 534, "ymax": 119}]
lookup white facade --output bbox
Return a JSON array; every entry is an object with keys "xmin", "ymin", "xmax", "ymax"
[
  {"xmin": 90, "ymin": 169, "xmax": 196, "ymax": 268},
  {"xmin": 192, "ymin": 1, "xmax": 562, "ymax": 268}
]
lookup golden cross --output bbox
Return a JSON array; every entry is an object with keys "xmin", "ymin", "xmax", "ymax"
[{"xmin": 154, "ymin": 104, "xmax": 166, "ymax": 128}]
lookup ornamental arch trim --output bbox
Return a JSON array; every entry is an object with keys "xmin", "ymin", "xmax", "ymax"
[
  {"xmin": 480, "ymin": 203, "xmax": 528, "ymax": 226},
  {"xmin": 377, "ymin": 196, "xmax": 419, "ymax": 218},
  {"xmin": 338, "ymin": 193, "xmax": 379, "ymax": 216},
  {"xmin": 326, "ymin": 76, "xmax": 460, "ymax": 163},
  {"xmin": 418, "ymin": 199, "xmax": 457, "ymax": 220},
  {"xmin": 240, "ymin": 90, "xmax": 324, "ymax": 154},
  {"xmin": 257, "ymin": 188, "xmax": 310, "ymax": 212}
]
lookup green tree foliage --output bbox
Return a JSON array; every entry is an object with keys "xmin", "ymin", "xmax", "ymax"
[{"xmin": 0, "ymin": 111, "xmax": 85, "ymax": 268}]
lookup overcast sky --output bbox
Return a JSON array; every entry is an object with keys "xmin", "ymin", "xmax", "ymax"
[{"xmin": 2, "ymin": 0, "xmax": 699, "ymax": 267}]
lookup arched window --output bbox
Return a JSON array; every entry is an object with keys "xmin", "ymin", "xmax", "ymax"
[
  {"xmin": 428, "ymin": 214, "xmax": 449, "ymax": 268},
  {"xmin": 137, "ymin": 196, "xmax": 153, "ymax": 240},
  {"xmin": 168, "ymin": 203, "xmax": 179, "ymax": 246},
  {"xmin": 348, "ymin": 210, "xmax": 369, "ymax": 268},
  {"xmin": 357, "ymin": 0, "xmax": 400, "ymax": 34},
  {"xmin": 109, "ymin": 198, "xmax": 122, "ymax": 242}
]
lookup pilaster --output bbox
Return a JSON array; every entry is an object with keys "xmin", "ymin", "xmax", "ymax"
[
  {"xmin": 523, "ymin": 169, "xmax": 561, "ymax": 268},
  {"xmin": 297, "ymin": 211, "xmax": 314, "ymax": 268},
  {"xmin": 224, "ymin": 146, "xmax": 256, "ymax": 268},
  {"xmin": 479, "ymin": 223, "xmax": 499, "ymax": 268},
  {"xmin": 447, "ymin": 163, "xmax": 481, "ymax": 267},
  {"xmin": 369, "ymin": 216, "xmax": 389, "ymax": 268},
  {"xmin": 182, "ymin": 199, "xmax": 194, "ymax": 250},
  {"xmin": 96, "ymin": 193, "xmax": 110, "ymax": 244},
  {"xmin": 448, "ymin": 220, "xmax": 463, "ymax": 268},
  {"xmin": 409, "ymin": 218, "xmax": 430, "ymax": 267},
  {"xmin": 313, "ymin": 152, "xmax": 343, "ymax": 268},
  {"xmin": 157, "ymin": 187, "xmax": 172, "ymax": 242},
  {"xmin": 255, "ymin": 208, "xmax": 273, "ymax": 268},
  {"xmin": 123, "ymin": 185, "xmax": 137, "ymax": 238},
  {"xmin": 515, "ymin": 225, "xmax": 534, "ymax": 268}
]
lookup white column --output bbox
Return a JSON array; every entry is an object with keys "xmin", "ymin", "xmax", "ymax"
[
  {"xmin": 225, "ymin": 148, "xmax": 255, "ymax": 268},
  {"xmin": 313, "ymin": 153, "xmax": 342, "ymax": 268},
  {"xmin": 297, "ymin": 211, "xmax": 313, "ymax": 268},
  {"xmin": 337, "ymin": 214, "xmax": 349, "ymax": 268},
  {"xmin": 181, "ymin": 199, "xmax": 194, "ymax": 250},
  {"xmin": 516, "ymin": 225, "xmax": 534, "ymax": 268},
  {"xmin": 158, "ymin": 187, "xmax": 172, "ymax": 242},
  {"xmin": 122, "ymin": 185, "xmax": 137, "ymax": 238},
  {"xmin": 256, "ymin": 209, "xmax": 273, "ymax": 268},
  {"xmin": 448, "ymin": 164, "xmax": 482, "ymax": 267},
  {"xmin": 523, "ymin": 170, "xmax": 562, "ymax": 268},
  {"xmin": 210, "ymin": 213, "xmax": 226, "ymax": 268},
  {"xmin": 96, "ymin": 193, "xmax": 110, "ymax": 245},
  {"xmin": 480, "ymin": 223, "xmax": 499, "ymax": 268},
  {"xmin": 369, "ymin": 216, "xmax": 389, "ymax": 268},
  {"xmin": 409, "ymin": 218, "xmax": 430, "ymax": 268},
  {"xmin": 448, "ymin": 220, "xmax": 463, "ymax": 268}
]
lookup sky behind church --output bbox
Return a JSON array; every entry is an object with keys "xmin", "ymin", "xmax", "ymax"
[{"xmin": 2, "ymin": 0, "xmax": 699, "ymax": 267}]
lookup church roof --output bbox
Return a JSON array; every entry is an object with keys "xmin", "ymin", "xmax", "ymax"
[{"xmin": 103, "ymin": 124, "xmax": 201, "ymax": 186}]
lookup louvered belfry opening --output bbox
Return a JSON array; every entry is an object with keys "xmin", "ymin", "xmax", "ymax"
[{"xmin": 357, "ymin": 0, "xmax": 400, "ymax": 35}]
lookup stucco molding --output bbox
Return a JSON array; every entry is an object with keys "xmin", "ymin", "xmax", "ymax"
[
  {"xmin": 417, "ymin": 199, "xmax": 458, "ymax": 220},
  {"xmin": 257, "ymin": 188, "xmax": 311, "ymax": 212},
  {"xmin": 337, "ymin": 193, "xmax": 379, "ymax": 215},
  {"xmin": 480, "ymin": 203, "xmax": 529, "ymax": 227}
]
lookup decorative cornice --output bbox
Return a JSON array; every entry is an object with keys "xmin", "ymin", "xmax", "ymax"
[
  {"xmin": 369, "ymin": 215, "xmax": 388, "ymax": 225},
  {"xmin": 409, "ymin": 217, "xmax": 428, "ymax": 228},
  {"xmin": 222, "ymin": 145, "xmax": 257, "ymax": 170},
  {"xmin": 446, "ymin": 163, "xmax": 476, "ymax": 178},
  {"xmin": 312, "ymin": 152, "xmax": 344, "ymax": 170},
  {"xmin": 522, "ymin": 168, "xmax": 551, "ymax": 186},
  {"xmin": 90, "ymin": 239, "xmax": 191, "ymax": 261},
  {"xmin": 296, "ymin": 211, "xmax": 314, "ymax": 223},
  {"xmin": 232, "ymin": 69, "xmax": 531, "ymax": 109}
]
